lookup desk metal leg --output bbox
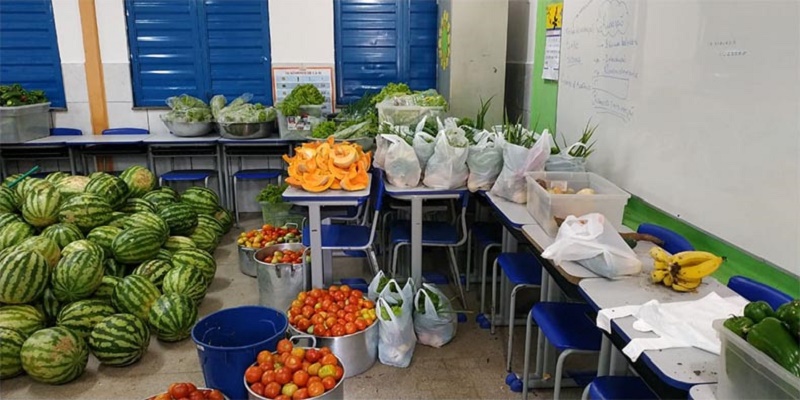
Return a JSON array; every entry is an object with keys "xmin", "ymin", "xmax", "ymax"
[
  {"xmin": 323, "ymin": 250, "xmax": 334, "ymax": 286},
  {"xmin": 410, "ymin": 197, "xmax": 423, "ymax": 286},
  {"xmin": 597, "ymin": 336, "xmax": 612, "ymax": 377},
  {"xmin": 308, "ymin": 204, "xmax": 324, "ymax": 288},
  {"xmin": 220, "ymin": 145, "xmax": 231, "ymax": 210},
  {"xmin": 68, "ymin": 148, "xmax": 78, "ymax": 175},
  {"xmin": 216, "ymin": 144, "xmax": 226, "ymax": 209}
]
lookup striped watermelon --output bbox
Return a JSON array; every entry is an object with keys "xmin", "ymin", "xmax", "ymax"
[
  {"xmin": 0, "ymin": 221, "xmax": 34, "ymax": 251},
  {"xmin": 158, "ymin": 203, "xmax": 198, "ymax": 236},
  {"xmin": 88, "ymin": 171, "xmax": 108, "ymax": 180},
  {"xmin": 170, "ymin": 248, "xmax": 217, "ymax": 283},
  {"xmin": 55, "ymin": 175, "xmax": 90, "ymax": 199},
  {"xmin": 88, "ymin": 313, "xmax": 150, "ymax": 366},
  {"xmin": 0, "ymin": 327, "xmax": 26, "ymax": 379},
  {"xmin": 41, "ymin": 288, "xmax": 61, "ymax": 324},
  {"xmin": 120, "ymin": 197, "xmax": 156, "ymax": 214},
  {"xmin": 87, "ymin": 225, "xmax": 123, "ymax": 258},
  {"xmin": 51, "ymin": 251, "xmax": 104, "ymax": 303},
  {"xmin": 44, "ymin": 171, "xmax": 70, "ymax": 184},
  {"xmin": 0, "ymin": 304, "xmax": 46, "ymax": 337},
  {"xmin": 56, "ymin": 299, "xmax": 117, "ymax": 339},
  {"xmin": 111, "ymin": 228, "xmax": 164, "ymax": 264},
  {"xmin": 86, "ymin": 174, "xmax": 130, "ymax": 210},
  {"xmin": 58, "ymin": 193, "xmax": 114, "ymax": 232},
  {"xmin": 119, "ymin": 166, "xmax": 156, "ymax": 198},
  {"xmin": 153, "ymin": 248, "xmax": 173, "ymax": 262},
  {"xmin": 16, "ymin": 236, "xmax": 61, "ymax": 269},
  {"xmin": 180, "ymin": 187, "xmax": 220, "ymax": 215},
  {"xmin": 143, "ymin": 190, "xmax": 177, "ymax": 211},
  {"xmin": 103, "ymin": 258, "xmax": 127, "ymax": 279},
  {"xmin": 161, "ymin": 265, "xmax": 207, "ymax": 305},
  {"xmin": 40, "ymin": 223, "xmax": 84, "ymax": 248},
  {"xmin": 112, "ymin": 275, "xmax": 161, "ymax": 322},
  {"xmin": 0, "ymin": 249, "xmax": 49, "ymax": 304},
  {"xmin": 189, "ymin": 226, "xmax": 219, "ymax": 254},
  {"xmin": 163, "ymin": 236, "xmax": 196, "ymax": 252},
  {"xmin": 148, "ymin": 294, "xmax": 197, "ymax": 342},
  {"xmin": 1, "ymin": 174, "xmax": 22, "ymax": 187},
  {"xmin": 15, "ymin": 178, "xmax": 54, "ymax": 201},
  {"xmin": 61, "ymin": 239, "xmax": 104, "ymax": 260},
  {"xmin": 157, "ymin": 186, "xmax": 180, "ymax": 200},
  {"xmin": 0, "ymin": 213, "xmax": 23, "ymax": 230},
  {"xmin": 0, "ymin": 186, "xmax": 17, "ymax": 213},
  {"xmin": 93, "ymin": 275, "xmax": 122, "ymax": 301},
  {"xmin": 123, "ymin": 211, "xmax": 169, "ymax": 241},
  {"xmin": 108, "ymin": 212, "xmax": 129, "ymax": 229},
  {"xmin": 197, "ymin": 214, "xmax": 225, "ymax": 237},
  {"xmin": 22, "ymin": 185, "xmax": 61, "ymax": 228},
  {"xmin": 132, "ymin": 259, "xmax": 173, "ymax": 288},
  {"xmin": 20, "ymin": 326, "xmax": 89, "ymax": 384}
]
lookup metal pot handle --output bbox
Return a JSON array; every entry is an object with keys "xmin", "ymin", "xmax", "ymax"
[{"xmin": 289, "ymin": 334, "xmax": 317, "ymax": 348}]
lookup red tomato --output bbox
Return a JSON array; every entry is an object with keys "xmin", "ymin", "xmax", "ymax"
[
  {"xmin": 207, "ymin": 390, "xmax": 225, "ymax": 400},
  {"xmin": 344, "ymin": 313, "xmax": 357, "ymax": 323},
  {"xmin": 355, "ymin": 318, "xmax": 367, "ymax": 331},
  {"xmin": 330, "ymin": 325, "xmax": 345, "ymax": 337},
  {"xmin": 344, "ymin": 322, "xmax": 357, "ymax": 335},
  {"xmin": 307, "ymin": 381, "xmax": 325, "ymax": 397},
  {"xmin": 333, "ymin": 365, "xmax": 344, "ymax": 381},
  {"xmin": 324, "ymin": 316, "xmax": 337, "ymax": 328},
  {"xmin": 320, "ymin": 354, "xmax": 338, "ymax": 367},
  {"xmin": 285, "ymin": 355, "xmax": 303, "ymax": 372},
  {"xmin": 304, "ymin": 296, "xmax": 316, "ymax": 306},
  {"xmin": 245, "ymin": 366, "xmax": 263, "ymax": 384},
  {"xmin": 310, "ymin": 314, "xmax": 324, "ymax": 326},
  {"xmin": 153, "ymin": 394, "xmax": 171, "ymax": 400},
  {"xmin": 362, "ymin": 299, "xmax": 375, "ymax": 309},
  {"xmin": 261, "ymin": 370, "xmax": 277, "ymax": 385},
  {"xmin": 297, "ymin": 292, "xmax": 307, "ymax": 301},
  {"xmin": 275, "ymin": 395, "xmax": 291, "ymax": 400},
  {"xmin": 351, "ymin": 289, "xmax": 363, "ymax": 298},
  {"xmin": 292, "ymin": 388, "xmax": 309, "ymax": 400},
  {"xmin": 275, "ymin": 368, "xmax": 292, "ymax": 385},
  {"xmin": 250, "ymin": 382, "xmax": 265, "ymax": 396},
  {"xmin": 307, "ymin": 376, "xmax": 322, "ymax": 386},
  {"xmin": 188, "ymin": 391, "xmax": 204, "ymax": 400},
  {"xmin": 277, "ymin": 339, "xmax": 293, "ymax": 354},
  {"xmin": 279, "ymin": 352, "xmax": 290, "ymax": 364},
  {"xmin": 339, "ymin": 284, "xmax": 351, "ymax": 293},
  {"xmin": 304, "ymin": 348, "xmax": 320, "ymax": 363},
  {"xmin": 293, "ymin": 370, "xmax": 310, "ymax": 387},
  {"xmin": 296, "ymin": 318, "xmax": 311, "ymax": 332},
  {"xmin": 319, "ymin": 347, "xmax": 332, "ymax": 356},
  {"xmin": 257, "ymin": 350, "xmax": 274, "ymax": 366},
  {"xmin": 336, "ymin": 310, "xmax": 346, "ymax": 318},
  {"xmin": 168, "ymin": 383, "xmax": 182, "ymax": 398},
  {"xmin": 307, "ymin": 362, "xmax": 321, "ymax": 376},
  {"xmin": 321, "ymin": 299, "xmax": 333, "ymax": 310},
  {"xmin": 301, "ymin": 305, "xmax": 314, "ymax": 319},
  {"xmin": 321, "ymin": 376, "xmax": 337, "ymax": 390},
  {"xmin": 290, "ymin": 347, "xmax": 305, "ymax": 360},
  {"xmin": 309, "ymin": 289, "xmax": 323, "ymax": 298},
  {"xmin": 329, "ymin": 285, "xmax": 339, "ymax": 292},
  {"xmin": 264, "ymin": 381, "xmax": 282, "ymax": 399}
]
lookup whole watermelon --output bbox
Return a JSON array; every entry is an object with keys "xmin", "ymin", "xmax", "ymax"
[
  {"xmin": 58, "ymin": 193, "xmax": 113, "ymax": 232},
  {"xmin": 171, "ymin": 248, "xmax": 217, "ymax": 283},
  {"xmin": 107, "ymin": 212, "xmax": 129, "ymax": 229},
  {"xmin": 56, "ymin": 299, "xmax": 117, "ymax": 339},
  {"xmin": 161, "ymin": 265, "xmax": 207, "ymax": 304},
  {"xmin": 196, "ymin": 214, "xmax": 225, "ymax": 237},
  {"xmin": 41, "ymin": 288, "xmax": 61, "ymax": 324},
  {"xmin": 123, "ymin": 211, "xmax": 169, "ymax": 241},
  {"xmin": 103, "ymin": 258, "xmax": 127, "ymax": 279},
  {"xmin": 189, "ymin": 226, "xmax": 219, "ymax": 254},
  {"xmin": 148, "ymin": 293, "xmax": 198, "ymax": 342},
  {"xmin": 158, "ymin": 186, "xmax": 180, "ymax": 200},
  {"xmin": 180, "ymin": 187, "xmax": 220, "ymax": 215},
  {"xmin": 143, "ymin": 190, "xmax": 177, "ymax": 211},
  {"xmin": 213, "ymin": 207, "xmax": 234, "ymax": 233},
  {"xmin": 111, "ymin": 227, "xmax": 164, "ymax": 264},
  {"xmin": 93, "ymin": 275, "xmax": 122, "ymax": 301},
  {"xmin": 21, "ymin": 326, "xmax": 89, "ymax": 384},
  {"xmin": 158, "ymin": 203, "xmax": 198, "ymax": 236},
  {"xmin": 0, "ymin": 213, "xmax": 23, "ymax": 231},
  {"xmin": 0, "ymin": 221, "xmax": 34, "ymax": 251},
  {"xmin": 112, "ymin": 275, "xmax": 161, "ymax": 323},
  {"xmin": 120, "ymin": 197, "xmax": 156, "ymax": 214},
  {"xmin": 0, "ymin": 327, "xmax": 26, "ymax": 379},
  {"xmin": 55, "ymin": 175, "xmax": 90, "ymax": 199},
  {"xmin": 15, "ymin": 178, "xmax": 53, "ymax": 201},
  {"xmin": 0, "ymin": 304, "xmax": 47, "ymax": 337},
  {"xmin": 41, "ymin": 223, "xmax": 85, "ymax": 249},
  {"xmin": 0, "ymin": 186, "xmax": 17, "ymax": 213},
  {"xmin": 132, "ymin": 259, "xmax": 174, "ymax": 288},
  {"xmin": 44, "ymin": 171, "xmax": 69, "ymax": 184},
  {"xmin": 16, "ymin": 236, "xmax": 61, "ymax": 269},
  {"xmin": 119, "ymin": 166, "xmax": 156, "ymax": 198},
  {"xmin": 51, "ymin": 251, "xmax": 104, "ymax": 303},
  {"xmin": 86, "ymin": 174, "xmax": 130, "ymax": 210},
  {"xmin": 153, "ymin": 248, "xmax": 173, "ymax": 262},
  {"xmin": 89, "ymin": 313, "xmax": 150, "ymax": 366},
  {"xmin": 61, "ymin": 239, "xmax": 104, "ymax": 260},
  {"xmin": 163, "ymin": 236, "xmax": 196, "ymax": 252},
  {"xmin": 0, "ymin": 249, "xmax": 49, "ymax": 304},
  {"xmin": 22, "ymin": 185, "xmax": 61, "ymax": 228},
  {"xmin": 87, "ymin": 225, "xmax": 123, "ymax": 258}
]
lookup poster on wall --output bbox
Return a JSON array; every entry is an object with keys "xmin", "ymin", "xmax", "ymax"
[
  {"xmin": 272, "ymin": 67, "xmax": 335, "ymax": 113},
  {"xmin": 542, "ymin": 3, "xmax": 563, "ymax": 81}
]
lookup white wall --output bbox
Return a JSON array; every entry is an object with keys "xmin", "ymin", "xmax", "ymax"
[
  {"xmin": 269, "ymin": 0, "xmax": 334, "ymax": 66},
  {"xmin": 505, "ymin": 0, "xmax": 538, "ymax": 127}
]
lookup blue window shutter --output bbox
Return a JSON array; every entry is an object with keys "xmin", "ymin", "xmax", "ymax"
[
  {"xmin": 406, "ymin": 0, "xmax": 437, "ymax": 91},
  {"xmin": 125, "ymin": 0, "xmax": 206, "ymax": 107},
  {"xmin": 0, "ymin": 0, "xmax": 66, "ymax": 108},
  {"xmin": 202, "ymin": 0, "xmax": 272, "ymax": 104}
]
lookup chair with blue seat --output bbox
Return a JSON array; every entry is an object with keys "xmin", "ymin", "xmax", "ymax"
[
  {"xmin": 727, "ymin": 275, "xmax": 793, "ymax": 309},
  {"xmin": 231, "ymin": 168, "xmax": 283, "ymax": 225},
  {"xmin": 581, "ymin": 376, "xmax": 657, "ymax": 400},
  {"xmin": 466, "ymin": 221, "xmax": 502, "ymax": 316},
  {"xmin": 82, "ymin": 128, "xmax": 149, "ymax": 174},
  {"xmin": 388, "ymin": 191, "xmax": 470, "ymax": 307},
  {"xmin": 300, "ymin": 169, "xmax": 385, "ymax": 276},
  {"xmin": 637, "ymin": 223, "xmax": 694, "ymax": 254}
]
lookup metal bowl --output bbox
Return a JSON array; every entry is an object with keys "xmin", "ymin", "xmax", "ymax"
[
  {"xmin": 245, "ymin": 346, "xmax": 345, "ymax": 400},
  {"xmin": 160, "ymin": 116, "xmax": 214, "ymax": 137},
  {"xmin": 218, "ymin": 121, "xmax": 277, "ymax": 140}
]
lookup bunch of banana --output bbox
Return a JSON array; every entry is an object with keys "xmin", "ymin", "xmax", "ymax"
[{"xmin": 649, "ymin": 247, "xmax": 725, "ymax": 292}]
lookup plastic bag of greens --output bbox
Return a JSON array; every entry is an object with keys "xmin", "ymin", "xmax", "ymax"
[
  {"xmin": 382, "ymin": 134, "xmax": 421, "ymax": 188},
  {"xmin": 376, "ymin": 297, "xmax": 416, "ymax": 368},
  {"xmin": 166, "ymin": 94, "xmax": 207, "ymax": 111},
  {"xmin": 545, "ymin": 143, "xmax": 588, "ymax": 172},
  {"xmin": 413, "ymin": 283, "xmax": 457, "ymax": 348},
  {"xmin": 411, "ymin": 117, "xmax": 436, "ymax": 171},
  {"xmin": 422, "ymin": 122, "xmax": 469, "ymax": 189},
  {"xmin": 467, "ymin": 130, "xmax": 504, "ymax": 192},
  {"xmin": 491, "ymin": 129, "xmax": 553, "ymax": 203},
  {"xmin": 163, "ymin": 94, "xmax": 213, "ymax": 123},
  {"xmin": 367, "ymin": 271, "xmax": 415, "ymax": 304}
]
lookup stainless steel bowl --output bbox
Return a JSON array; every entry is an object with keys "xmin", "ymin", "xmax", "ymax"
[
  {"xmin": 218, "ymin": 122, "xmax": 277, "ymax": 139},
  {"xmin": 160, "ymin": 116, "xmax": 214, "ymax": 137},
  {"xmin": 245, "ymin": 347, "xmax": 345, "ymax": 400}
]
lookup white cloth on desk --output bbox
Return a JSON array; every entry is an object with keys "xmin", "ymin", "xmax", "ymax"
[{"xmin": 595, "ymin": 292, "xmax": 748, "ymax": 361}]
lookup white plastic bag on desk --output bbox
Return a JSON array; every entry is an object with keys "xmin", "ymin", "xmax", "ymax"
[
  {"xmin": 545, "ymin": 143, "xmax": 588, "ymax": 172},
  {"xmin": 382, "ymin": 134, "xmax": 421, "ymax": 188},
  {"xmin": 412, "ymin": 130, "xmax": 436, "ymax": 172},
  {"xmin": 377, "ymin": 297, "xmax": 416, "ymax": 368},
  {"xmin": 422, "ymin": 123, "xmax": 469, "ymax": 189},
  {"xmin": 467, "ymin": 130, "xmax": 504, "ymax": 192},
  {"xmin": 490, "ymin": 130, "xmax": 553, "ymax": 203},
  {"xmin": 541, "ymin": 213, "xmax": 642, "ymax": 278},
  {"xmin": 373, "ymin": 134, "xmax": 389, "ymax": 169},
  {"xmin": 413, "ymin": 283, "xmax": 457, "ymax": 348}
]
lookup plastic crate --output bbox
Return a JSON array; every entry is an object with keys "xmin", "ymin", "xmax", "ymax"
[
  {"xmin": 277, "ymin": 105, "xmax": 323, "ymax": 140},
  {"xmin": 376, "ymin": 103, "xmax": 445, "ymax": 127},
  {"xmin": 525, "ymin": 172, "xmax": 630, "ymax": 237},
  {"xmin": 713, "ymin": 319, "xmax": 800, "ymax": 400},
  {"xmin": 0, "ymin": 102, "xmax": 51, "ymax": 144},
  {"xmin": 259, "ymin": 202, "xmax": 304, "ymax": 227}
]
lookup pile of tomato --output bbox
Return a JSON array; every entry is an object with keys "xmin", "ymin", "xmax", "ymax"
[
  {"xmin": 260, "ymin": 249, "xmax": 304, "ymax": 264},
  {"xmin": 287, "ymin": 286, "xmax": 377, "ymax": 337},
  {"xmin": 245, "ymin": 339, "xmax": 343, "ymax": 400},
  {"xmin": 147, "ymin": 383, "xmax": 225, "ymax": 400},
  {"xmin": 237, "ymin": 224, "xmax": 301, "ymax": 249}
]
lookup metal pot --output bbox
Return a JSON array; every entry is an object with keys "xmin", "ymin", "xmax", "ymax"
[
  {"xmin": 238, "ymin": 246, "xmax": 259, "ymax": 277},
  {"xmin": 287, "ymin": 316, "xmax": 378, "ymax": 378},
  {"xmin": 145, "ymin": 388, "xmax": 229, "ymax": 400},
  {"xmin": 254, "ymin": 244, "xmax": 309, "ymax": 312},
  {"xmin": 244, "ymin": 336, "xmax": 345, "ymax": 400}
]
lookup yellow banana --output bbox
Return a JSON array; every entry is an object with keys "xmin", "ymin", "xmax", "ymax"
[
  {"xmin": 672, "ymin": 277, "xmax": 702, "ymax": 292},
  {"xmin": 649, "ymin": 246, "xmax": 672, "ymax": 263},
  {"xmin": 671, "ymin": 251, "xmax": 720, "ymax": 268},
  {"xmin": 653, "ymin": 260, "xmax": 670, "ymax": 271},
  {"xmin": 675, "ymin": 256, "xmax": 724, "ymax": 280},
  {"xmin": 651, "ymin": 269, "xmax": 669, "ymax": 283},
  {"xmin": 662, "ymin": 273, "xmax": 674, "ymax": 287}
]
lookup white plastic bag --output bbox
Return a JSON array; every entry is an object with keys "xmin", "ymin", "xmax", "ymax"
[
  {"xmin": 545, "ymin": 143, "xmax": 588, "ymax": 172},
  {"xmin": 373, "ymin": 135, "xmax": 389, "ymax": 169},
  {"xmin": 422, "ymin": 124, "xmax": 469, "ymax": 189},
  {"xmin": 367, "ymin": 272, "xmax": 416, "ymax": 304},
  {"xmin": 382, "ymin": 134, "xmax": 421, "ymax": 188},
  {"xmin": 490, "ymin": 130, "xmax": 553, "ymax": 203},
  {"xmin": 377, "ymin": 297, "xmax": 416, "ymax": 368},
  {"xmin": 541, "ymin": 213, "xmax": 642, "ymax": 278},
  {"xmin": 466, "ymin": 131, "xmax": 504, "ymax": 192},
  {"xmin": 413, "ymin": 284, "xmax": 457, "ymax": 348}
]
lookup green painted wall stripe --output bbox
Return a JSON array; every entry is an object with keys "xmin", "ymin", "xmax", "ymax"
[{"xmin": 529, "ymin": 0, "xmax": 559, "ymax": 133}]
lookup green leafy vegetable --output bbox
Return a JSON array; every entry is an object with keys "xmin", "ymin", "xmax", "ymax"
[
  {"xmin": 162, "ymin": 94, "xmax": 212, "ymax": 122},
  {"xmin": 380, "ymin": 300, "xmax": 404, "ymax": 319},
  {"xmin": 311, "ymin": 120, "xmax": 337, "ymax": 139},
  {"xmin": 0, "ymin": 84, "xmax": 48, "ymax": 107},
  {"xmin": 211, "ymin": 93, "xmax": 276, "ymax": 123},
  {"xmin": 416, "ymin": 288, "xmax": 442, "ymax": 315},
  {"xmin": 256, "ymin": 183, "xmax": 288, "ymax": 204},
  {"xmin": 277, "ymin": 84, "xmax": 325, "ymax": 116},
  {"xmin": 371, "ymin": 82, "xmax": 412, "ymax": 105}
]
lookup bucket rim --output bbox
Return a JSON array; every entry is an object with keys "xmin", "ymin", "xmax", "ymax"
[{"xmin": 191, "ymin": 305, "xmax": 288, "ymax": 351}]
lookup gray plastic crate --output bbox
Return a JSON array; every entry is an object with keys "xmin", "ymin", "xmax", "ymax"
[{"xmin": 0, "ymin": 102, "xmax": 51, "ymax": 144}]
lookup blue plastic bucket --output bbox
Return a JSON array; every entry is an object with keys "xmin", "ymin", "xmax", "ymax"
[{"xmin": 191, "ymin": 306, "xmax": 288, "ymax": 400}]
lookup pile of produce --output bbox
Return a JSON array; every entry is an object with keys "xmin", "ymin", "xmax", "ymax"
[
  {"xmin": 1, "ymin": 84, "xmax": 48, "ymax": 107},
  {"xmin": 258, "ymin": 249, "xmax": 305, "ymax": 265},
  {"xmin": 237, "ymin": 224, "xmax": 301, "ymax": 248},
  {"xmin": 0, "ymin": 166, "xmax": 232, "ymax": 384},
  {"xmin": 276, "ymin": 84, "xmax": 325, "ymax": 117},
  {"xmin": 312, "ymin": 92, "xmax": 377, "ymax": 141},
  {"xmin": 245, "ymin": 339, "xmax": 344, "ymax": 399},
  {"xmin": 723, "ymin": 299, "xmax": 800, "ymax": 377},
  {"xmin": 283, "ymin": 137, "xmax": 371, "ymax": 193},
  {"xmin": 147, "ymin": 382, "xmax": 226, "ymax": 400},
  {"xmin": 287, "ymin": 286, "xmax": 377, "ymax": 337},
  {"xmin": 649, "ymin": 248, "xmax": 725, "ymax": 291},
  {"xmin": 162, "ymin": 95, "xmax": 213, "ymax": 123},
  {"xmin": 211, "ymin": 94, "xmax": 276, "ymax": 124}
]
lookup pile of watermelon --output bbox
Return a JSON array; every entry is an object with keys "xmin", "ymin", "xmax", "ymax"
[{"xmin": 0, "ymin": 166, "xmax": 233, "ymax": 385}]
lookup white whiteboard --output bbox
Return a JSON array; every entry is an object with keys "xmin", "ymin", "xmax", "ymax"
[{"xmin": 556, "ymin": 0, "xmax": 800, "ymax": 276}]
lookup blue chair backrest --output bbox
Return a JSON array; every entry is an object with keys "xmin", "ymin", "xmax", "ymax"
[
  {"xmin": 459, "ymin": 190, "xmax": 470, "ymax": 210},
  {"xmin": 50, "ymin": 128, "xmax": 81, "ymax": 136},
  {"xmin": 372, "ymin": 168, "xmax": 385, "ymax": 211},
  {"xmin": 728, "ymin": 276, "xmax": 793, "ymax": 309},
  {"xmin": 637, "ymin": 223, "xmax": 694, "ymax": 254},
  {"xmin": 103, "ymin": 128, "xmax": 149, "ymax": 135}
]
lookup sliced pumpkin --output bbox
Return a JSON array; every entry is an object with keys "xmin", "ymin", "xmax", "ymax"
[
  {"xmin": 301, "ymin": 174, "xmax": 334, "ymax": 193},
  {"xmin": 331, "ymin": 179, "xmax": 342, "ymax": 190},
  {"xmin": 333, "ymin": 146, "xmax": 358, "ymax": 169}
]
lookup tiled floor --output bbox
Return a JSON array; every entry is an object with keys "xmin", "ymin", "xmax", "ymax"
[{"xmin": 3, "ymin": 214, "xmax": 589, "ymax": 400}]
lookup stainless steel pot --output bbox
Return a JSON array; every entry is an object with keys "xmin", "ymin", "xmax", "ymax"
[
  {"xmin": 145, "ymin": 388, "xmax": 229, "ymax": 400},
  {"xmin": 238, "ymin": 246, "xmax": 258, "ymax": 277},
  {"xmin": 254, "ymin": 244, "xmax": 309, "ymax": 312},
  {"xmin": 287, "ymin": 317, "xmax": 378, "ymax": 378}
]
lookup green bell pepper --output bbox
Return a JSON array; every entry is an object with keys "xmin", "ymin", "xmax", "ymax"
[
  {"xmin": 723, "ymin": 316, "xmax": 754, "ymax": 339},
  {"xmin": 746, "ymin": 317, "xmax": 800, "ymax": 377},
  {"xmin": 743, "ymin": 300, "xmax": 775, "ymax": 323},
  {"xmin": 776, "ymin": 299, "xmax": 800, "ymax": 341}
]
